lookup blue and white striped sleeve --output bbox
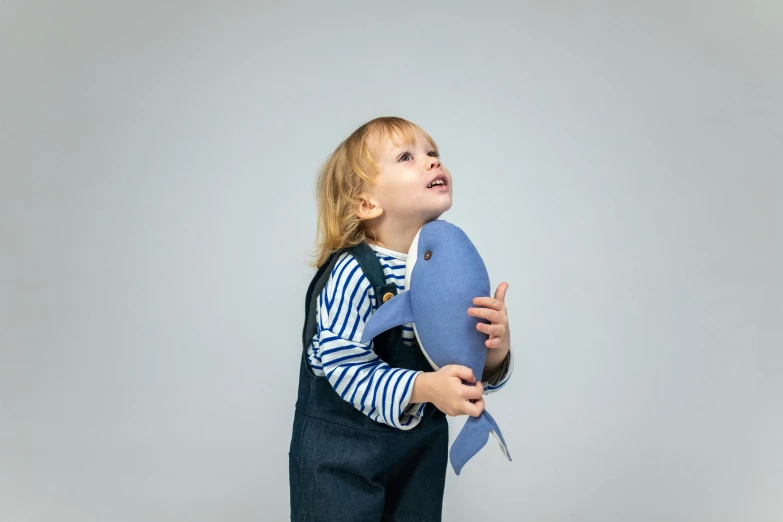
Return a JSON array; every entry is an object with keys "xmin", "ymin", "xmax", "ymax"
[
  {"xmin": 482, "ymin": 347, "xmax": 514, "ymax": 395},
  {"xmin": 315, "ymin": 253, "xmax": 425, "ymax": 430}
]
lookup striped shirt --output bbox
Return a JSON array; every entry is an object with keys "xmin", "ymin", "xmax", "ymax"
[{"xmin": 307, "ymin": 243, "xmax": 513, "ymax": 430}]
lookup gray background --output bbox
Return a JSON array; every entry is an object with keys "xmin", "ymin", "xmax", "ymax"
[{"xmin": 1, "ymin": 1, "xmax": 781, "ymax": 521}]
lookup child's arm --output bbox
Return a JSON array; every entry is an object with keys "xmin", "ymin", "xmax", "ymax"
[
  {"xmin": 469, "ymin": 282, "xmax": 515, "ymax": 394},
  {"xmin": 482, "ymin": 349, "xmax": 513, "ymax": 394}
]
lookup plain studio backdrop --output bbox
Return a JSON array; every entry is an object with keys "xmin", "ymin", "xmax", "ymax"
[{"xmin": 1, "ymin": 1, "xmax": 781, "ymax": 521}]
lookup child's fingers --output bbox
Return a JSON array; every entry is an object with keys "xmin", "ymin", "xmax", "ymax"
[
  {"xmin": 472, "ymin": 296, "xmax": 505, "ymax": 311},
  {"xmin": 465, "ymin": 398, "xmax": 485, "ymax": 417},
  {"xmin": 476, "ymin": 322, "xmax": 506, "ymax": 337},
  {"xmin": 494, "ymin": 282, "xmax": 509, "ymax": 302},
  {"xmin": 464, "ymin": 381, "xmax": 484, "ymax": 399},
  {"xmin": 447, "ymin": 365, "xmax": 475, "ymax": 383},
  {"xmin": 486, "ymin": 337, "xmax": 503, "ymax": 348},
  {"xmin": 468, "ymin": 307, "xmax": 504, "ymax": 323}
]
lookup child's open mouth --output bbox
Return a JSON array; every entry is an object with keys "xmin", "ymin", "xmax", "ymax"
[{"xmin": 427, "ymin": 176, "xmax": 448, "ymax": 189}]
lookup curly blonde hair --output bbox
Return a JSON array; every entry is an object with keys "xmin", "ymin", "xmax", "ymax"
[{"xmin": 310, "ymin": 116, "xmax": 437, "ymax": 268}]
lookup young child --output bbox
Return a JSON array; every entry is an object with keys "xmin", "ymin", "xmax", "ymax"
[{"xmin": 289, "ymin": 117, "xmax": 514, "ymax": 521}]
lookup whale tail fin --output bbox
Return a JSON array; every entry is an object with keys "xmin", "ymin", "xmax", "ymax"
[{"xmin": 449, "ymin": 409, "xmax": 511, "ymax": 475}]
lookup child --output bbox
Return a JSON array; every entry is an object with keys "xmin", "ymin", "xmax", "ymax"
[{"xmin": 289, "ymin": 117, "xmax": 514, "ymax": 521}]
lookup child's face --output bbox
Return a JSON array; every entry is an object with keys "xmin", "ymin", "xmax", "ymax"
[{"xmin": 365, "ymin": 127, "xmax": 453, "ymax": 225}]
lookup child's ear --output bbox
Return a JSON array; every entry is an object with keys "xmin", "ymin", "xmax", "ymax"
[{"xmin": 355, "ymin": 193, "xmax": 383, "ymax": 221}]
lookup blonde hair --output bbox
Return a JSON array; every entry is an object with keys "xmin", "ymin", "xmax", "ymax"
[{"xmin": 310, "ymin": 116, "xmax": 437, "ymax": 268}]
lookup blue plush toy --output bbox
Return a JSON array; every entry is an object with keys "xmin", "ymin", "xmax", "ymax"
[{"xmin": 360, "ymin": 220, "xmax": 511, "ymax": 475}]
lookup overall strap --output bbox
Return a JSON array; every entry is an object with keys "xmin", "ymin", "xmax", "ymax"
[
  {"xmin": 346, "ymin": 242, "xmax": 400, "ymax": 311},
  {"xmin": 301, "ymin": 250, "xmax": 345, "ymax": 351},
  {"xmin": 347, "ymin": 242, "xmax": 403, "ymax": 361}
]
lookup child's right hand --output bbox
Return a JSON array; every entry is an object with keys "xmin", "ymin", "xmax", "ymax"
[{"xmin": 411, "ymin": 365, "xmax": 485, "ymax": 417}]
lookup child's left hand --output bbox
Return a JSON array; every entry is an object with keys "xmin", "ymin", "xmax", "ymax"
[{"xmin": 468, "ymin": 282, "xmax": 511, "ymax": 362}]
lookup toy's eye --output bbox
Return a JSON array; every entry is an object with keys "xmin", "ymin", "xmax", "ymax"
[{"xmin": 424, "ymin": 251, "xmax": 432, "ymax": 260}]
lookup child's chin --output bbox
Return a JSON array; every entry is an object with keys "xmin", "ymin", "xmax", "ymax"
[
  {"xmin": 426, "ymin": 205, "xmax": 451, "ymax": 221},
  {"xmin": 436, "ymin": 198, "xmax": 453, "ymax": 214}
]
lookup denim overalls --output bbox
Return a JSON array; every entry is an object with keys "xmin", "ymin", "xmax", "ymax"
[{"xmin": 289, "ymin": 241, "xmax": 449, "ymax": 521}]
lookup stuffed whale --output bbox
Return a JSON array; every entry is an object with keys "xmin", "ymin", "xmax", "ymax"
[{"xmin": 360, "ymin": 220, "xmax": 511, "ymax": 475}]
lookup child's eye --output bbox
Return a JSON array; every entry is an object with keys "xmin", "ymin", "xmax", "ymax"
[{"xmin": 398, "ymin": 151, "xmax": 439, "ymax": 162}]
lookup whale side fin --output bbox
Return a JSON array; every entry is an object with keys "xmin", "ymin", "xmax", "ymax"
[
  {"xmin": 449, "ymin": 409, "xmax": 511, "ymax": 475},
  {"xmin": 360, "ymin": 291, "xmax": 414, "ymax": 344}
]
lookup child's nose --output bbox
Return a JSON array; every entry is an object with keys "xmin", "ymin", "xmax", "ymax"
[{"xmin": 426, "ymin": 156, "xmax": 441, "ymax": 169}]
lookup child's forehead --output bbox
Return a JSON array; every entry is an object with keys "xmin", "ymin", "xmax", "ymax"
[{"xmin": 367, "ymin": 127, "xmax": 434, "ymax": 156}]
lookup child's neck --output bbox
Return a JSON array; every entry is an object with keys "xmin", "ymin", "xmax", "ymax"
[
  {"xmin": 366, "ymin": 220, "xmax": 429, "ymax": 254},
  {"xmin": 366, "ymin": 235, "xmax": 413, "ymax": 255}
]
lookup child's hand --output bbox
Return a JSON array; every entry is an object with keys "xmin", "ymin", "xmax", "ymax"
[
  {"xmin": 469, "ymin": 282, "xmax": 511, "ymax": 374},
  {"xmin": 412, "ymin": 365, "xmax": 485, "ymax": 417}
]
